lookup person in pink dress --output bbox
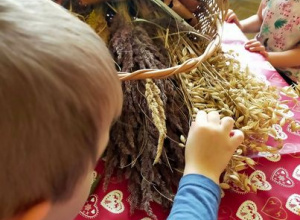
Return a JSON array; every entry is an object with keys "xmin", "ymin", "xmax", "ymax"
[{"xmin": 226, "ymin": 0, "xmax": 300, "ymax": 84}]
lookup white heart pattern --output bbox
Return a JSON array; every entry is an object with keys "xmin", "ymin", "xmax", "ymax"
[
  {"xmin": 92, "ymin": 171, "xmax": 97, "ymax": 181},
  {"xmin": 269, "ymin": 73, "xmax": 285, "ymax": 83},
  {"xmin": 286, "ymin": 194, "xmax": 300, "ymax": 216},
  {"xmin": 287, "ymin": 120, "xmax": 300, "ymax": 137},
  {"xmin": 269, "ymin": 124, "xmax": 288, "ymax": 140},
  {"xmin": 100, "ymin": 190, "xmax": 125, "ymax": 214},
  {"xmin": 229, "ymin": 181, "xmax": 248, "ymax": 195},
  {"xmin": 277, "ymin": 104, "xmax": 295, "ymax": 118},
  {"xmin": 279, "ymin": 143, "xmax": 300, "ymax": 158},
  {"xmin": 91, "ymin": 171, "xmax": 97, "ymax": 186},
  {"xmin": 258, "ymin": 151, "xmax": 281, "ymax": 162},
  {"xmin": 236, "ymin": 200, "xmax": 263, "ymax": 220},
  {"xmin": 280, "ymin": 86, "xmax": 299, "ymax": 98},
  {"xmin": 292, "ymin": 165, "xmax": 300, "ymax": 182},
  {"xmin": 79, "ymin": 195, "xmax": 99, "ymax": 219},
  {"xmin": 249, "ymin": 170, "xmax": 272, "ymax": 191},
  {"xmin": 271, "ymin": 168, "xmax": 295, "ymax": 188}
]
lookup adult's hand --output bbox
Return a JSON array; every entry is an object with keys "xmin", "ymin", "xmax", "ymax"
[{"xmin": 78, "ymin": 0, "xmax": 201, "ymax": 27}]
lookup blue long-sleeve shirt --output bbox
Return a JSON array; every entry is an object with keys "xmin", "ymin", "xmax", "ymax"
[{"xmin": 167, "ymin": 174, "xmax": 221, "ymax": 220}]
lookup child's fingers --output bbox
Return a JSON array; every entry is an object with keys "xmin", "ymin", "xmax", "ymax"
[
  {"xmin": 207, "ymin": 111, "xmax": 220, "ymax": 124},
  {"xmin": 247, "ymin": 41, "xmax": 261, "ymax": 48},
  {"xmin": 249, "ymin": 45, "xmax": 266, "ymax": 52},
  {"xmin": 226, "ymin": 13, "xmax": 236, "ymax": 23},
  {"xmin": 225, "ymin": 9, "xmax": 233, "ymax": 20},
  {"xmin": 245, "ymin": 40, "xmax": 266, "ymax": 53},
  {"xmin": 230, "ymin": 129, "xmax": 244, "ymax": 148},
  {"xmin": 195, "ymin": 110, "xmax": 208, "ymax": 125},
  {"xmin": 245, "ymin": 39, "xmax": 258, "ymax": 48},
  {"xmin": 221, "ymin": 117, "xmax": 234, "ymax": 132},
  {"xmin": 163, "ymin": 0, "xmax": 198, "ymax": 26},
  {"xmin": 245, "ymin": 40, "xmax": 260, "ymax": 48}
]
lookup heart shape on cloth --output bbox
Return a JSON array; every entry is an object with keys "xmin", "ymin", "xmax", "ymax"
[
  {"xmin": 236, "ymin": 200, "xmax": 263, "ymax": 220},
  {"xmin": 79, "ymin": 195, "xmax": 99, "ymax": 219},
  {"xmin": 100, "ymin": 190, "xmax": 125, "ymax": 214},
  {"xmin": 280, "ymin": 86, "xmax": 299, "ymax": 98},
  {"xmin": 218, "ymin": 206, "xmax": 235, "ymax": 220},
  {"xmin": 287, "ymin": 121, "xmax": 300, "ymax": 137},
  {"xmin": 269, "ymin": 73, "xmax": 285, "ymax": 83},
  {"xmin": 269, "ymin": 124, "xmax": 288, "ymax": 140},
  {"xmin": 271, "ymin": 168, "xmax": 294, "ymax": 188},
  {"xmin": 286, "ymin": 194, "xmax": 300, "ymax": 216},
  {"xmin": 261, "ymin": 197, "xmax": 287, "ymax": 220},
  {"xmin": 229, "ymin": 181, "xmax": 248, "ymax": 195},
  {"xmin": 279, "ymin": 143, "xmax": 300, "ymax": 158},
  {"xmin": 258, "ymin": 151, "xmax": 281, "ymax": 162},
  {"xmin": 92, "ymin": 171, "xmax": 97, "ymax": 181},
  {"xmin": 292, "ymin": 165, "xmax": 300, "ymax": 181},
  {"xmin": 249, "ymin": 170, "xmax": 272, "ymax": 191},
  {"xmin": 276, "ymin": 104, "xmax": 294, "ymax": 118}
]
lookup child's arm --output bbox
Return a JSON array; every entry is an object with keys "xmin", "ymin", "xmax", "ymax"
[
  {"xmin": 245, "ymin": 39, "xmax": 300, "ymax": 68},
  {"xmin": 167, "ymin": 174, "xmax": 221, "ymax": 220},
  {"xmin": 168, "ymin": 111, "xmax": 244, "ymax": 220},
  {"xmin": 267, "ymin": 49, "xmax": 300, "ymax": 68},
  {"xmin": 225, "ymin": 1, "xmax": 264, "ymax": 33}
]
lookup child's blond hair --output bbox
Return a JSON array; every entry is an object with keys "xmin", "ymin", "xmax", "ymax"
[{"xmin": 0, "ymin": 0, "xmax": 122, "ymax": 218}]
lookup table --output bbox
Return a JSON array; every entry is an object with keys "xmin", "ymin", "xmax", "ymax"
[{"xmin": 75, "ymin": 23, "xmax": 300, "ymax": 220}]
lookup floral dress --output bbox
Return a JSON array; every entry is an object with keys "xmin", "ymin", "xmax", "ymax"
[{"xmin": 256, "ymin": 0, "xmax": 300, "ymax": 82}]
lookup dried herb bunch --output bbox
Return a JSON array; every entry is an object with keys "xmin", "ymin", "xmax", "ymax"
[{"xmin": 102, "ymin": 2, "xmax": 190, "ymax": 217}]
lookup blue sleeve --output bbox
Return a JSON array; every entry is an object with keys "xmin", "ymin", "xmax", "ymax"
[{"xmin": 167, "ymin": 174, "xmax": 221, "ymax": 220}]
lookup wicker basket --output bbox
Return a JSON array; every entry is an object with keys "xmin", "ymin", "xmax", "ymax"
[
  {"xmin": 57, "ymin": 0, "xmax": 228, "ymax": 80},
  {"xmin": 117, "ymin": 0, "xmax": 228, "ymax": 80}
]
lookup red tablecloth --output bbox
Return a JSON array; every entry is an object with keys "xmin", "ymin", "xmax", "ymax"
[{"xmin": 75, "ymin": 23, "xmax": 300, "ymax": 220}]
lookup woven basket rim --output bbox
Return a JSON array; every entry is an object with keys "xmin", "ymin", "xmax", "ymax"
[{"xmin": 118, "ymin": 19, "xmax": 223, "ymax": 81}]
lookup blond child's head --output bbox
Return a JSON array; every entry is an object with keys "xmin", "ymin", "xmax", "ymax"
[{"xmin": 0, "ymin": 0, "xmax": 122, "ymax": 219}]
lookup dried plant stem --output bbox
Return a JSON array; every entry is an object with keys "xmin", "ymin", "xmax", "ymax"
[{"xmin": 145, "ymin": 79, "xmax": 167, "ymax": 164}]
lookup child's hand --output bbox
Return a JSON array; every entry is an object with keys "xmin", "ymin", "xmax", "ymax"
[
  {"xmin": 245, "ymin": 39, "xmax": 269, "ymax": 58},
  {"xmin": 184, "ymin": 111, "xmax": 244, "ymax": 184},
  {"xmin": 225, "ymin": 9, "xmax": 242, "ymax": 29}
]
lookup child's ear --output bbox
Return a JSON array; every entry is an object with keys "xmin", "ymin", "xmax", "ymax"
[{"xmin": 17, "ymin": 201, "xmax": 51, "ymax": 220}]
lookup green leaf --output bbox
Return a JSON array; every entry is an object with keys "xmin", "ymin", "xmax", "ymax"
[
  {"xmin": 262, "ymin": 24, "xmax": 270, "ymax": 34},
  {"xmin": 274, "ymin": 19, "xmax": 287, "ymax": 29}
]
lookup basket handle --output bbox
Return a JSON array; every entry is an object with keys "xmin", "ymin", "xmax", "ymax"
[{"xmin": 118, "ymin": 19, "xmax": 223, "ymax": 81}]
